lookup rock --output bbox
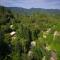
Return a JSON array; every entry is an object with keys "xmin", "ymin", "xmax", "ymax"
[
  {"xmin": 10, "ymin": 31, "xmax": 16, "ymax": 36},
  {"xmin": 50, "ymin": 50, "xmax": 57, "ymax": 60},
  {"xmin": 31, "ymin": 41, "xmax": 36, "ymax": 48},
  {"xmin": 10, "ymin": 25, "xmax": 13, "ymax": 29},
  {"xmin": 42, "ymin": 56, "xmax": 46, "ymax": 60},
  {"xmin": 28, "ymin": 50, "xmax": 33, "ymax": 57},
  {"xmin": 50, "ymin": 57, "xmax": 55, "ymax": 60}
]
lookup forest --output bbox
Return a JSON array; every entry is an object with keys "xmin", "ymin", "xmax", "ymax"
[{"xmin": 0, "ymin": 6, "xmax": 60, "ymax": 60}]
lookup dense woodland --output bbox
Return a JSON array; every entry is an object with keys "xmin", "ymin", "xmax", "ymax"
[{"xmin": 0, "ymin": 6, "xmax": 60, "ymax": 60}]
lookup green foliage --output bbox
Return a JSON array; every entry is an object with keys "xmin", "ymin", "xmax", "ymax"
[{"xmin": 0, "ymin": 6, "xmax": 60, "ymax": 60}]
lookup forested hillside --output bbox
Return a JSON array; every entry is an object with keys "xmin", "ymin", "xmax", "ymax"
[{"xmin": 0, "ymin": 6, "xmax": 60, "ymax": 60}]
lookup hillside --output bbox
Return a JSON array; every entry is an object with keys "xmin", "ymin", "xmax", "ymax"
[
  {"xmin": 0, "ymin": 6, "xmax": 60, "ymax": 60},
  {"xmin": 7, "ymin": 7, "xmax": 60, "ymax": 13}
]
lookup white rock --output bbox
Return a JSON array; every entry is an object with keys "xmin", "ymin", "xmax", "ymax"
[
  {"xmin": 10, "ymin": 25, "xmax": 13, "ymax": 29},
  {"xmin": 42, "ymin": 56, "xmax": 46, "ymax": 60},
  {"xmin": 31, "ymin": 41, "xmax": 36, "ymax": 48},
  {"xmin": 28, "ymin": 50, "xmax": 33, "ymax": 57},
  {"xmin": 10, "ymin": 31, "xmax": 16, "ymax": 36}
]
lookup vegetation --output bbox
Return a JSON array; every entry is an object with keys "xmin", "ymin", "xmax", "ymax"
[{"xmin": 0, "ymin": 6, "xmax": 60, "ymax": 60}]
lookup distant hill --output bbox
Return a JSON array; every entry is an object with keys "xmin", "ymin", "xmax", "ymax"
[
  {"xmin": 7, "ymin": 7, "xmax": 60, "ymax": 14},
  {"xmin": 0, "ymin": 6, "xmax": 60, "ymax": 15}
]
